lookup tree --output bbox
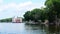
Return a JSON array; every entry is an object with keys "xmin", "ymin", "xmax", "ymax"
[
  {"xmin": 31, "ymin": 8, "xmax": 42, "ymax": 22},
  {"xmin": 0, "ymin": 18, "xmax": 12, "ymax": 22},
  {"xmin": 23, "ymin": 11, "xmax": 31, "ymax": 21},
  {"xmin": 23, "ymin": 8, "xmax": 48, "ymax": 22},
  {"xmin": 45, "ymin": 0, "xmax": 60, "ymax": 23},
  {"xmin": 40, "ymin": 8, "xmax": 48, "ymax": 22}
]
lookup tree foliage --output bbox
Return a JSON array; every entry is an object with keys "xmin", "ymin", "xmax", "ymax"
[
  {"xmin": 24, "ymin": 0, "xmax": 60, "ymax": 23},
  {"xmin": 45, "ymin": 0, "xmax": 60, "ymax": 23},
  {"xmin": 23, "ymin": 8, "xmax": 48, "ymax": 22},
  {"xmin": 24, "ymin": 11, "xmax": 31, "ymax": 21},
  {"xmin": 0, "ymin": 18, "xmax": 12, "ymax": 22}
]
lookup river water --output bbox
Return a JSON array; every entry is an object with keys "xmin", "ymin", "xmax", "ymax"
[{"xmin": 0, "ymin": 23, "xmax": 60, "ymax": 34}]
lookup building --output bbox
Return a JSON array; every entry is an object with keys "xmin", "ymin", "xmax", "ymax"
[{"xmin": 12, "ymin": 17, "xmax": 22, "ymax": 23}]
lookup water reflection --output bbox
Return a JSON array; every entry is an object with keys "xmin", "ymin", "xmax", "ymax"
[
  {"xmin": 48, "ymin": 25, "xmax": 60, "ymax": 34},
  {"xmin": 25, "ymin": 24, "xmax": 60, "ymax": 34},
  {"xmin": 25, "ymin": 25, "xmax": 45, "ymax": 34},
  {"xmin": 0, "ymin": 23, "xmax": 60, "ymax": 34},
  {"xmin": 40, "ymin": 24, "xmax": 60, "ymax": 34}
]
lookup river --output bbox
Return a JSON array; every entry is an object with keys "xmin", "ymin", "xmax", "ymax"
[{"xmin": 0, "ymin": 22, "xmax": 60, "ymax": 34}]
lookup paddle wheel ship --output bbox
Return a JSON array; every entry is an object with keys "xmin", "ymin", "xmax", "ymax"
[{"xmin": 12, "ymin": 17, "xmax": 22, "ymax": 23}]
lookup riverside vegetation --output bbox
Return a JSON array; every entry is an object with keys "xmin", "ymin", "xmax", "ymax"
[
  {"xmin": 0, "ymin": 18, "xmax": 12, "ymax": 22},
  {"xmin": 24, "ymin": 0, "xmax": 60, "ymax": 25}
]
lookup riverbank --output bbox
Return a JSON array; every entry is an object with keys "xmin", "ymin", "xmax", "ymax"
[{"xmin": 25, "ymin": 20, "xmax": 60, "ymax": 26}]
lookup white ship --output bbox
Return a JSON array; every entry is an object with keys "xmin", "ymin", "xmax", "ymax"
[{"xmin": 12, "ymin": 17, "xmax": 22, "ymax": 23}]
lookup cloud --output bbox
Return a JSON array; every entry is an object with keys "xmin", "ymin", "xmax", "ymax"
[
  {"xmin": 0, "ymin": 1, "xmax": 32, "ymax": 11},
  {"xmin": 18, "ymin": 1, "xmax": 32, "ymax": 7},
  {"xmin": 0, "ymin": 1, "xmax": 33, "ymax": 18},
  {"xmin": 0, "ymin": 0, "xmax": 3, "ymax": 3},
  {"xmin": 0, "ymin": 1, "xmax": 45, "ymax": 19},
  {"xmin": 0, "ymin": 1, "xmax": 45, "ymax": 12}
]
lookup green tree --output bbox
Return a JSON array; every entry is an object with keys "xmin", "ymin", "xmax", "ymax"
[
  {"xmin": 45, "ymin": 0, "xmax": 60, "ymax": 23},
  {"xmin": 40, "ymin": 8, "xmax": 48, "ymax": 22},
  {"xmin": 31, "ymin": 8, "xmax": 42, "ymax": 22},
  {"xmin": 23, "ymin": 11, "xmax": 31, "ymax": 21},
  {"xmin": 0, "ymin": 18, "xmax": 12, "ymax": 22},
  {"xmin": 23, "ymin": 8, "xmax": 48, "ymax": 22}
]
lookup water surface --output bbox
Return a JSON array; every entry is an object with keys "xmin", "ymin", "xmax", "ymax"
[{"xmin": 0, "ymin": 22, "xmax": 60, "ymax": 34}]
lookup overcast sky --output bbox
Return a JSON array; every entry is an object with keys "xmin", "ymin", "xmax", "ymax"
[{"xmin": 0, "ymin": 0, "xmax": 46, "ymax": 19}]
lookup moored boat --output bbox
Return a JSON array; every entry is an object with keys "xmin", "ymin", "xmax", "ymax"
[{"xmin": 12, "ymin": 17, "xmax": 22, "ymax": 23}]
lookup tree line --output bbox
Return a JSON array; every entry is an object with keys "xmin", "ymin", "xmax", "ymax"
[
  {"xmin": 23, "ymin": 0, "xmax": 60, "ymax": 24},
  {"xmin": 0, "ymin": 18, "xmax": 12, "ymax": 22}
]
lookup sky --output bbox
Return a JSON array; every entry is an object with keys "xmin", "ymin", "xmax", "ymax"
[{"xmin": 0, "ymin": 0, "xmax": 46, "ymax": 19}]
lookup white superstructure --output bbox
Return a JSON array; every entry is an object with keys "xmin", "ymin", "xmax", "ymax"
[{"xmin": 12, "ymin": 17, "xmax": 22, "ymax": 23}]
